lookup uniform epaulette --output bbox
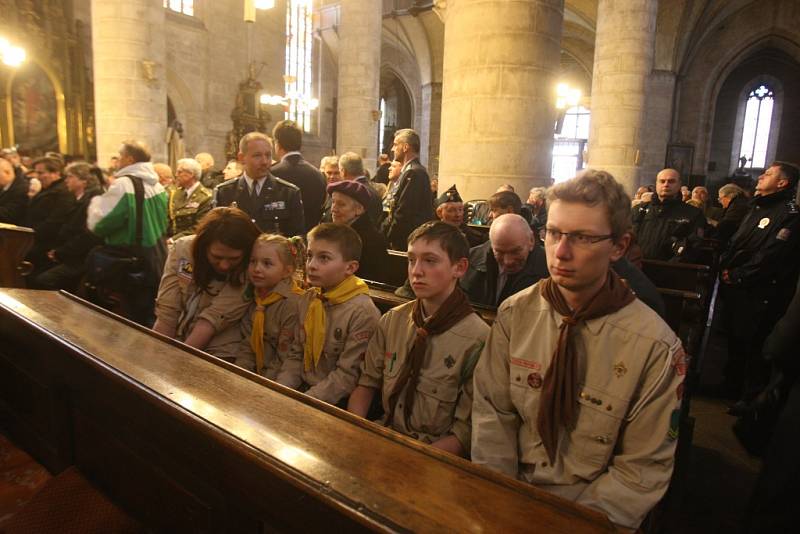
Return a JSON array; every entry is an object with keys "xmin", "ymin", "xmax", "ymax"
[
  {"xmin": 272, "ymin": 175, "xmax": 300, "ymax": 191},
  {"xmin": 215, "ymin": 178, "xmax": 239, "ymax": 190}
]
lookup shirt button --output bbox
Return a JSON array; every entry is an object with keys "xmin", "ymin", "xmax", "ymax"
[
  {"xmin": 541, "ymin": 461, "xmax": 548, "ymax": 467},
  {"xmin": 515, "ymin": 375, "xmax": 521, "ymax": 382}
]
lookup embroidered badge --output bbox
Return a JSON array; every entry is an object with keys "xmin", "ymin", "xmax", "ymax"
[
  {"xmin": 777, "ymin": 228, "xmax": 792, "ymax": 241},
  {"xmin": 510, "ymin": 358, "xmax": 541, "ymax": 371},
  {"xmin": 265, "ymin": 201, "xmax": 286, "ymax": 210},
  {"xmin": 387, "ymin": 352, "xmax": 398, "ymax": 373},
  {"xmin": 758, "ymin": 217, "xmax": 770, "ymax": 229},
  {"xmin": 444, "ymin": 355, "xmax": 456, "ymax": 369},
  {"xmin": 353, "ymin": 330, "xmax": 371, "ymax": 342},
  {"xmin": 668, "ymin": 409, "xmax": 681, "ymax": 441},
  {"xmin": 613, "ymin": 361, "xmax": 627, "ymax": 378},
  {"xmin": 672, "ymin": 348, "xmax": 688, "ymax": 376},
  {"xmin": 527, "ymin": 372, "xmax": 543, "ymax": 389},
  {"xmin": 186, "ymin": 201, "xmax": 200, "ymax": 209}
]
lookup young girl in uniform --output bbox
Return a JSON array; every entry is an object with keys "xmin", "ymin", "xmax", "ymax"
[{"xmin": 236, "ymin": 234, "xmax": 306, "ymax": 388}]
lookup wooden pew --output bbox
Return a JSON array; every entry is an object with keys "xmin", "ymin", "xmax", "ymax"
[
  {"xmin": 379, "ymin": 249, "xmax": 409, "ymax": 287},
  {"xmin": 641, "ymin": 259, "xmax": 713, "ymax": 296},
  {"xmin": 0, "ymin": 223, "xmax": 35, "ymax": 288},
  {"xmin": 0, "ymin": 289, "xmax": 613, "ymax": 533},
  {"xmin": 367, "ymin": 281, "xmax": 497, "ymax": 324}
]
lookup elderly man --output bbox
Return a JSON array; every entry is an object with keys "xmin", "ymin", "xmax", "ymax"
[
  {"xmin": 383, "ymin": 128, "xmax": 435, "ymax": 250},
  {"xmin": 435, "ymin": 184, "xmax": 485, "ymax": 246},
  {"xmin": 328, "ymin": 180, "xmax": 389, "ymax": 282},
  {"xmin": 0, "ymin": 157, "xmax": 28, "ymax": 225},
  {"xmin": 153, "ymin": 163, "xmax": 175, "ymax": 188},
  {"xmin": 338, "ymin": 151, "xmax": 382, "ymax": 223},
  {"xmin": 632, "ymin": 168, "xmax": 705, "ymax": 261},
  {"xmin": 472, "ymin": 170, "xmax": 684, "ymax": 530},
  {"xmin": 720, "ymin": 162, "xmax": 800, "ymax": 411},
  {"xmin": 525, "ymin": 187, "xmax": 548, "ymax": 233},
  {"xmin": 461, "ymin": 214, "xmax": 548, "ymax": 307},
  {"xmin": 711, "ymin": 183, "xmax": 749, "ymax": 245},
  {"xmin": 195, "ymin": 152, "xmax": 223, "ymax": 190},
  {"xmin": 320, "ymin": 155, "xmax": 340, "ymax": 223},
  {"xmin": 168, "ymin": 158, "xmax": 212, "ymax": 241},
  {"xmin": 270, "ymin": 120, "xmax": 327, "ymax": 231},
  {"xmin": 213, "ymin": 132, "xmax": 304, "ymax": 236}
]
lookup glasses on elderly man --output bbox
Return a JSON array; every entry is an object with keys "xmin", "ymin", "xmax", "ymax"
[{"xmin": 544, "ymin": 228, "xmax": 614, "ymax": 247}]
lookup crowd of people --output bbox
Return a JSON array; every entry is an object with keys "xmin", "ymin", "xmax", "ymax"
[{"xmin": 1, "ymin": 119, "xmax": 799, "ymax": 531}]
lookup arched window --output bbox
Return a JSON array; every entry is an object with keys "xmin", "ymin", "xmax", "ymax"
[
  {"xmin": 552, "ymin": 105, "xmax": 590, "ymax": 183},
  {"xmin": 285, "ymin": 0, "xmax": 314, "ymax": 131},
  {"xmin": 738, "ymin": 83, "xmax": 775, "ymax": 169},
  {"xmin": 163, "ymin": 0, "xmax": 194, "ymax": 16}
]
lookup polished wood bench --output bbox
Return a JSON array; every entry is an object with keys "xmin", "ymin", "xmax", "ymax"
[
  {"xmin": 0, "ymin": 223, "xmax": 35, "ymax": 288},
  {"xmin": 0, "ymin": 289, "xmax": 613, "ymax": 533},
  {"xmin": 366, "ymin": 281, "xmax": 497, "ymax": 324}
]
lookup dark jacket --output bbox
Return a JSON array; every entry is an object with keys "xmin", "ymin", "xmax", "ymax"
[
  {"xmin": 373, "ymin": 163, "xmax": 390, "ymax": 185},
  {"xmin": 53, "ymin": 187, "xmax": 104, "ymax": 264},
  {"xmin": 383, "ymin": 158, "xmax": 434, "ymax": 250},
  {"xmin": 611, "ymin": 257, "xmax": 666, "ymax": 320},
  {"xmin": 200, "ymin": 169, "xmax": 224, "ymax": 191},
  {"xmin": 213, "ymin": 173, "xmax": 305, "ymax": 237},
  {"xmin": 762, "ymin": 275, "xmax": 800, "ymax": 374},
  {"xmin": 460, "ymin": 240, "xmax": 549, "ymax": 307},
  {"xmin": 0, "ymin": 174, "xmax": 29, "ymax": 225},
  {"xmin": 270, "ymin": 154, "xmax": 326, "ymax": 232},
  {"xmin": 713, "ymin": 194, "xmax": 749, "ymax": 245},
  {"xmin": 25, "ymin": 178, "xmax": 76, "ymax": 259},
  {"xmin": 350, "ymin": 212, "xmax": 390, "ymax": 283},
  {"xmin": 632, "ymin": 195, "xmax": 706, "ymax": 261},
  {"xmin": 354, "ymin": 175, "xmax": 384, "ymax": 224}
]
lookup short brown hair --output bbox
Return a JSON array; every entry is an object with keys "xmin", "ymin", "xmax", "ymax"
[
  {"xmin": 191, "ymin": 207, "xmax": 261, "ymax": 291},
  {"xmin": 64, "ymin": 161, "xmax": 100, "ymax": 190},
  {"xmin": 489, "ymin": 191, "xmax": 522, "ymax": 214},
  {"xmin": 32, "ymin": 156, "xmax": 62, "ymax": 174},
  {"xmin": 272, "ymin": 120, "xmax": 302, "ymax": 152},
  {"xmin": 547, "ymin": 169, "xmax": 632, "ymax": 239},
  {"xmin": 407, "ymin": 221, "xmax": 469, "ymax": 263},
  {"xmin": 308, "ymin": 223, "xmax": 363, "ymax": 262},
  {"xmin": 120, "ymin": 140, "xmax": 151, "ymax": 163},
  {"xmin": 239, "ymin": 132, "xmax": 272, "ymax": 155}
]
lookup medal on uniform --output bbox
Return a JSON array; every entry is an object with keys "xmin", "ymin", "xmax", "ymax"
[
  {"xmin": 527, "ymin": 372, "xmax": 543, "ymax": 389},
  {"xmin": 758, "ymin": 217, "xmax": 770, "ymax": 229},
  {"xmin": 444, "ymin": 355, "xmax": 455, "ymax": 369}
]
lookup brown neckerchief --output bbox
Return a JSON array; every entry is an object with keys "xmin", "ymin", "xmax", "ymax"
[
  {"xmin": 384, "ymin": 286, "xmax": 475, "ymax": 430},
  {"xmin": 537, "ymin": 270, "xmax": 635, "ymax": 463}
]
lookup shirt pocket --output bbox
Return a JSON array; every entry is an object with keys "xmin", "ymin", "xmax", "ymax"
[
  {"xmin": 568, "ymin": 384, "xmax": 628, "ymax": 469},
  {"xmin": 410, "ymin": 376, "xmax": 459, "ymax": 437}
]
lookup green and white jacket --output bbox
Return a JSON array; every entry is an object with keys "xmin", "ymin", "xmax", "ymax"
[{"xmin": 87, "ymin": 162, "xmax": 168, "ymax": 247}]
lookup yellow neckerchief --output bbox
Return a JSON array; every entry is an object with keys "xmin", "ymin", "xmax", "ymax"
[
  {"xmin": 250, "ymin": 278, "xmax": 304, "ymax": 373},
  {"xmin": 303, "ymin": 275, "xmax": 369, "ymax": 372}
]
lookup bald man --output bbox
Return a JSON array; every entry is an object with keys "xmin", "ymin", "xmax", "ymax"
[
  {"xmin": 632, "ymin": 168, "xmax": 705, "ymax": 261},
  {"xmin": 461, "ymin": 214, "xmax": 549, "ymax": 307}
]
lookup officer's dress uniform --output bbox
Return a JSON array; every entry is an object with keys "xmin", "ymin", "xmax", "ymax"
[
  {"xmin": 155, "ymin": 236, "xmax": 251, "ymax": 359},
  {"xmin": 358, "ymin": 300, "xmax": 489, "ymax": 450},
  {"xmin": 213, "ymin": 172, "xmax": 305, "ymax": 236},
  {"xmin": 236, "ymin": 277, "xmax": 304, "ymax": 386},
  {"xmin": 632, "ymin": 195, "xmax": 705, "ymax": 261},
  {"xmin": 297, "ymin": 292, "xmax": 380, "ymax": 405},
  {"xmin": 383, "ymin": 158, "xmax": 434, "ymax": 250},
  {"xmin": 168, "ymin": 182, "xmax": 212, "ymax": 240},
  {"xmin": 472, "ymin": 282, "xmax": 685, "ymax": 529},
  {"xmin": 719, "ymin": 187, "xmax": 800, "ymax": 400}
]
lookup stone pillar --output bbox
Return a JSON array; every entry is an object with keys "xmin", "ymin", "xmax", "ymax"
[
  {"xmin": 586, "ymin": 0, "xmax": 658, "ymax": 192},
  {"xmin": 421, "ymin": 82, "xmax": 443, "ymax": 177},
  {"xmin": 336, "ymin": 0, "xmax": 382, "ymax": 170},
  {"xmin": 438, "ymin": 0, "xmax": 563, "ymax": 201},
  {"xmin": 91, "ymin": 0, "xmax": 167, "ymax": 165},
  {"xmin": 640, "ymin": 70, "xmax": 677, "ymax": 183}
]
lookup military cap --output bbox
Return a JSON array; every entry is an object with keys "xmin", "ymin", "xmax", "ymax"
[{"xmin": 435, "ymin": 184, "xmax": 463, "ymax": 207}]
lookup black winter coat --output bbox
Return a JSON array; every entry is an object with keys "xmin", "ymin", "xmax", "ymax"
[
  {"xmin": 53, "ymin": 187, "xmax": 104, "ymax": 264},
  {"xmin": 350, "ymin": 212, "xmax": 390, "ymax": 283},
  {"xmin": 25, "ymin": 178, "xmax": 76, "ymax": 259},
  {"xmin": 270, "ymin": 154, "xmax": 326, "ymax": 232},
  {"xmin": 384, "ymin": 158, "xmax": 434, "ymax": 250},
  {"xmin": 0, "ymin": 174, "xmax": 29, "ymax": 225},
  {"xmin": 713, "ymin": 193, "xmax": 750, "ymax": 245},
  {"xmin": 632, "ymin": 195, "xmax": 705, "ymax": 261}
]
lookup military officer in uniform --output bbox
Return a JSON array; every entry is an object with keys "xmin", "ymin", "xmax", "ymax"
[
  {"xmin": 213, "ymin": 132, "xmax": 305, "ymax": 237},
  {"xmin": 719, "ymin": 161, "xmax": 800, "ymax": 411},
  {"xmin": 168, "ymin": 158, "xmax": 212, "ymax": 241}
]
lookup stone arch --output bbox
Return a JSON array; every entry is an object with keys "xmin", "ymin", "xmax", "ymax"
[{"xmin": 379, "ymin": 68, "xmax": 415, "ymax": 155}]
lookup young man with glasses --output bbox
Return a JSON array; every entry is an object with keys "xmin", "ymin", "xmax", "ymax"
[{"xmin": 472, "ymin": 170, "xmax": 685, "ymax": 531}]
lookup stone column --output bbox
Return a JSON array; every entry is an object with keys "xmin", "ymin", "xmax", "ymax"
[
  {"xmin": 640, "ymin": 70, "xmax": 677, "ymax": 182},
  {"xmin": 336, "ymin": 0, "xmax": 382, "ymax": 170},
  {"xmin": 586, "ymin": 0, "xmax": 658, "ymax": 192},
  {"xmin": 421, "ymin": 82, "xmax": 443, "ymax": 176},
  {"xmin": 91, "ymin": 0, "xmax": 167, "ymax": 165},
  {"xmin": 438, "ymin": 0, "xmax": 564, "ymax": 201}
]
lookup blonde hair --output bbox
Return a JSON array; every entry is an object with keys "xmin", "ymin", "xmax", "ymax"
[
  {"xmin": 252, "ymin": 234, "xmax": 307, "ymax": 285},
  {"xmin": 547, "ymin": 169, "xmax": 632, "ymax": 239}
]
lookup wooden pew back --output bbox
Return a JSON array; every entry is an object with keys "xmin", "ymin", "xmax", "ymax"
[
  {"xmin": 0, "ymin": 289, "xmax": 612, "ymax": 533},
  {"xmin": 0, "ymin": 224, "xmax": 34, "ymax": 288}
]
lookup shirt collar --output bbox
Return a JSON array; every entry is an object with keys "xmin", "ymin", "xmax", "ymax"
[
  {"xmin": 281, "ymin": 151, "xmax": 302, "ymax": 162},
  {"xmin": 184, "ymin": 181, "xmax": 201, "ymax": 197}
]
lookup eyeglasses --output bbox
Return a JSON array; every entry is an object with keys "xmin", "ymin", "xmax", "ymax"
[{"xmin": 544, "ymin": 228, "xmax": 614, "ymax": 247}]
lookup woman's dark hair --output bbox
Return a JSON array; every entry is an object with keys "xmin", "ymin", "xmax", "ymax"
[{"xmin": 191, "ymin": 207, "xmax": 260, "ymax": 291}]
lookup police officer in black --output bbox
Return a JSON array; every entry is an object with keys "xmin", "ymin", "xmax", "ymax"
[
  {"xmin": 213, "ymin": 132, "xmax": 305, "ymax": 237},
  {"xmin": 632, "ymin": 168, "xmax": 705, "ymax": 261},
  {"xmin": 720, "ymin": 161, "xmax": 800, "ymax": 412}
]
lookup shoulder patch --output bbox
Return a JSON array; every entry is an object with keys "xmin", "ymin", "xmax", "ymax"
[{"xmin": 777, "ymin": 228, "xmax": 792, "ymax": 241}]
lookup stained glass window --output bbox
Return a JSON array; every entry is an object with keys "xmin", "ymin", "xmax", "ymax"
[
  {"xmin": 739, "ymin": 84, "xmax": 774, "ymax": 169},
  {"xmin": 164, "ymin": 0, "xmax": 194, "ymax": 16},
  {"xmin": 285, "ymin": 0, "xmax": 314, "ymax": 131}
]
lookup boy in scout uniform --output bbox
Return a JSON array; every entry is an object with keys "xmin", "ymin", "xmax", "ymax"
[
  {"xmin": 471, "ymin": 170, "xmax": 685, "ymax": 530},
  {"xmin": 298, "ymin": 223, "xmax": 380, "ymax": 405},
  {"xmin": 168, "ymin": 158, "xmax": 213, "ymax": 241},
  {"xmin": 349, "ymin": 222, "xmax": 489, "ymax": 457}
]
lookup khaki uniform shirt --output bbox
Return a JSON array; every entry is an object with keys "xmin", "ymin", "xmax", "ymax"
[
  {"xmin": 236, "ymin": 278, "xmax": 304, "ymax": 387},
  {"xmin": 168, "ymin": 183, "xmax": 212, "ymax": 239},
  {"xmin": 297, "ymin": 292, "xmax": 380, "ymax": 405},
  {"xmin": 359, "ymin": 301, "xmax": 489, "ymax": 451},
  {"xmin": 471, "ymin": 282, "xmax": 685, "ymax": 529},
  {"xmin": 155, "ymin": 236, "xmax": 250, "ymax": 358}
]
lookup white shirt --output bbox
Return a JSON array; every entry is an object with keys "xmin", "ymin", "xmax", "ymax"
[
  {"xmin": 183, "ymin": 181, "xmax": 201, "ymax": 198},
  {"xmin": 243, "ymin": 173, "xmax": 265, "ymax": 196}
]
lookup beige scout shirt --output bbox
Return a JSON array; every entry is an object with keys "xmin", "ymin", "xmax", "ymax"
[
  {"xmin": 297, "ymin": 292, "xmax": 380, "ymax": 404},
  {"xmin": 471, "ymin": 282, "xmax": 685, "ymax": 529},
  {"xmin": 358, "ymin": 301, "xmax": 489, "ymax": 451},
  {"xmin": 155, "ymin": 236, "xmax": 250, "ymax": 359},
  {"xmin": 236, "ymin": 278, "xmax": 304, "ymax": 387}
]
